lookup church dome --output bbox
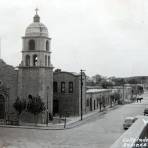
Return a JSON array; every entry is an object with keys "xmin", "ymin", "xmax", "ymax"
[{"xmin": 25, "ymin": 12, "xmax": 48, "ymax": 37}]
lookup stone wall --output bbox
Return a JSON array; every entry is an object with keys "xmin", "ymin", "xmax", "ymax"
[
  {"xmin": 0, "ymin": 59, "xmax": 18, "ymax": 113},
  {"xmin": 17, "ymin": 67, "xmax": 53, "ymax": 114}
]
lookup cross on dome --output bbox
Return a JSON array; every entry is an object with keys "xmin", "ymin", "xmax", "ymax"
[
  {"xmin": 35, "ymin": 8, "xmax": 39, "ymax": 15},
  {"xmin": 33, "ymin": 8, "xmax": 40, "ymax": 22}
]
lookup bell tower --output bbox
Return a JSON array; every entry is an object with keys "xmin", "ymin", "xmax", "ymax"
[{"xmin": 18, "ymin": 9, "xmax": 53, "ymax": 115}]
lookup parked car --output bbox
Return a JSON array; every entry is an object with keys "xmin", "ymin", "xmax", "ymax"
[
  {"xmin": 123, "ymin": 117, "xmax": 137, "ymax": 130},
  {"xmin": 144, "ymin": 108, "xmax": 148, "ymax": 116}
]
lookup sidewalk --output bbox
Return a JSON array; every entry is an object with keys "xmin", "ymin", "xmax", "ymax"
[
  {"xmin": 0, "ymin": 104, "xmax": 120, "ymax": 130},
  {"xmin": 66, "ymin": 103, "xmax": 120, "ymax": 129}
]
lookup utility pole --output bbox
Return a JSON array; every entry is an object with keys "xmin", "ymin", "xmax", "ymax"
[
  {"xmin": 80, "ymin": 69, "xmax": 85, "ymax": 120},
  {"xmin": 122, "ymin": 79, "xmax": 125, "ymax": 103},
  {"xmin": 123, "ymin": 84, "xmax": 124, "ymax": 102}
]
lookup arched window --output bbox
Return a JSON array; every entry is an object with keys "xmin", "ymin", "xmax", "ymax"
[
  {"xmin": 69, "ymin": 82, "xmax": 73, "ymax": 93},
  {"xmin": 48, "ymin": 56, "xmax": 50, "ymax": 66},
  {"xmin": 29, "ymin": 40, "xmax": 35, "ymax": 50},
  {"xmin": 45, "ymin": 55, "xmax": 47, "ymax": 66},
  {"xmin": 46, "ymin": 40, "xmax": 49, "ymax": 51},
  {"xmin": 33, "ymin": 54, "xmax": 38, "ymax": 66},
  {"xmin": 25, "ymin": 55, "xmax": 30, "ymax": 66},
  {"xmin": 61, "ymin": 82, "xmax": 65, "ymax": 93}
]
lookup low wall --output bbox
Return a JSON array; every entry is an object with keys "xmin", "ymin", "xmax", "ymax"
[{"xmin": 111, "ymin": 116, "xmax": 148, "ymax": 148}]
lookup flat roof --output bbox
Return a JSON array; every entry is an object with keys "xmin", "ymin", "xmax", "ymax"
[
  {"xmin": 86, "ymin": 89, "xmax": 112, "ymax": 93},
  {"xmin": 54, "ymin": 71, "xmax": 80, "ymax": 76}
]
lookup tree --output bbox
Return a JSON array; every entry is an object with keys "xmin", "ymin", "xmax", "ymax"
[
  {"xmin": 92, "ymin": 74, "xmax": 104, "ymax": 85},
  {"xmin": 100, "ymin": 80, "xmax": 113, "ymax": 89},
  {"xmin": 27, "ymin": 95, "xmax": 45, "ymax": 124},
  {"xmin": 127, "ymin": 78, "xmax": 138, "ymax": 84},
  {"xmin": 13, "ymin": 97, "xmax": 26, "ymax": 124},
  {"xmin": 137, "ymin": 85, "xmax": 144, "ymax": 95},
  {"xmin": 114, "ymin": 92, "xmax": 120, "ymax": 102},
  {"xmin": 112, "ymin": 78, "xmax": 125, "ymax": 86},
  {"xmin": 86, "ymin": 76, "xmax": 95, "ymax": 86},
  {"xmin": 100, "ymin": 80, "xmax": 108, "ymax": 89}
]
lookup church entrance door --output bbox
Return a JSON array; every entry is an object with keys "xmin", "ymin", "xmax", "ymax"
[{"xmin": 0, "ymin": 95, "xmax": 5, "ymax": 119}]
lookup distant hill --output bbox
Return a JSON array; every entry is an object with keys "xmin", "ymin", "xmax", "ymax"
[{"xmin": 123, "ymin": 76, "xmax": 148, "ymax": 84}]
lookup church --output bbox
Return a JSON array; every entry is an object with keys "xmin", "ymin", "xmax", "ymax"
[{"xmin": 0, "ymin": 10, "xmax": 53, "ymax": 123}]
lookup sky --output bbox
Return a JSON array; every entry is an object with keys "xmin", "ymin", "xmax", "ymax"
[{"xmin": 0, "ymin": 0, "xmax": 148, "ymax": 77}]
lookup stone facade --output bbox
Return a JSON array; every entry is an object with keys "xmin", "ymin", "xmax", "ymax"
[
  {"xmin": 17, "ymin": 67, "xmax": 53, "ymax": 113},
  {"xmin": 0, "ymin": 60, "xmax": 18, "ymax": 116}
]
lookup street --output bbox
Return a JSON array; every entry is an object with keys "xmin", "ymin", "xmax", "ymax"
[{"xmin": 0, "ymin": 93, "xmax": 148, "ymax": 148}]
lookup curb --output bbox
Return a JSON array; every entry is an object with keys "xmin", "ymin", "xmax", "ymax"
[{"xmin": 0, "ymin": 124, "xmax": 65, "ymax": 130}]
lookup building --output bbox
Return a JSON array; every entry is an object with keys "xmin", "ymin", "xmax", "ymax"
[
  {"xmin": 0, "ymin": 60, "xmax": 18, "ymax": 120},
  {"xmin": 0, "ymin": 10, "xmax": 53, "ymax": 123},
  {"xmin": 17, "ymin": 10, "xmax": 53, "ymax": 119},
  {"xmin": 86, "ymin": 89, "xmax": 112, "ymax": 112},
  {"xmin": 53, "ymin": 69, "xmax": 86, "ymax": 116},
  {"xmin": 113, "ymin": 86, "xmax": 132, "ymax": 103}
]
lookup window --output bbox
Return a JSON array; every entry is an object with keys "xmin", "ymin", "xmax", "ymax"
[
  {"xmin": 46, "ymin": 41, "xmax": 49, "ymax": 51},
  {"xmin": 29, "ymin": 40, "xmax": 35, "ymax": 50},
  {"xmin": 61, "ymin": 82, "xmax": 65, "ymax": 93},
  {"xmin": 33, "ymin": 54, "xmax": 38, "ymax": 66},
  {"xmin": 53, "ymin": 81, "xmax": 58, "ymax": 93},
  {"xmin": 25, "ymin": 55, "xmax": 30, "ymax": 66},
  {"xmin": 69, "ymin": 82, "xmax": 73, "ymax": 93},
  {"xmin": 48, "ymin": 56, "xmax": 50, "ymax": 66},
  {"xmin": 45, "ymin": 55, "xmax": 47, "ymax": 66}
]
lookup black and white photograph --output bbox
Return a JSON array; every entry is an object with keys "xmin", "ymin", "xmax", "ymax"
[{"xmin": 0, "ymin": 0, "xmax": 148, "ymax": 148}]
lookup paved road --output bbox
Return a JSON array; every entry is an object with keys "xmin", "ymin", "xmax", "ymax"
[{"xmin": 0, "ymin": 93, "xmax": 148, "ymax": 148}]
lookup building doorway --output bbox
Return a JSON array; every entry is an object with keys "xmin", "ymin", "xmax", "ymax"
[
  {"xmin": 94, "ymin": 100, "xmax": 96, "ymax": 110},
  {"xmin": 90, "ymin": 98, "xmax": 92, "ymax": 111},
  {"xmin": 0, "ymin": 95, "xmax": 5, "ymax": 119},
  {"xmin": 53, "ymin": 100, "xmax": 59, "ymax": 115}
]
